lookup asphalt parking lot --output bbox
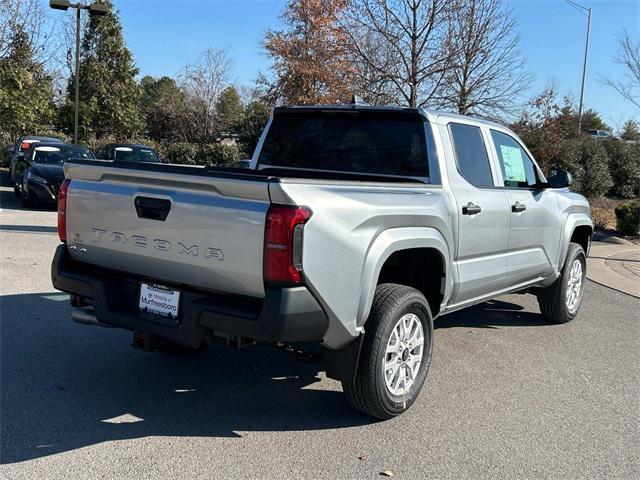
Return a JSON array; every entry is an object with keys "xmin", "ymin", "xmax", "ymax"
[{"xmin": 1, "ymin": 177, "xmax": 639, "ymax": 480}]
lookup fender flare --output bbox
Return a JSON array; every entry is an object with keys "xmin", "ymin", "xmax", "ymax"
[
  {"xmin": 325, "ymin": 227, "xmax": 451, "ymax": 385},
  {"xmin": 355, "ymin": 226, "xmax": 451, "ymax": 326},
  {"xmin": 558, "ymin": 213, "xmax": 593, "ymax": 267}
]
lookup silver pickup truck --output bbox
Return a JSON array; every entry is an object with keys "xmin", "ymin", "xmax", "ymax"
[{"xmin": 51, "ymin": 104, "xmax": 592, "ymax": 419}]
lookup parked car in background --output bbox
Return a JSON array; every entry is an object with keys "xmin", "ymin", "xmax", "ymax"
[
  {"xmin": 13, "ymin": 143, "xmax": 95, "ymax": 207},
  {"xmin": 99, "ymin": 144, "xmax": 161, "ymax": 163},
  {"xmin": 9, "ymin": 135, "xmax": 64, "ymax": 182},
  {"xmin": 586, "ymin": 129, "xmax": 613, "ymax": 139},
  {"xmin": 231, "ymin": 159, "xmax": 252, "ymax": 169}
]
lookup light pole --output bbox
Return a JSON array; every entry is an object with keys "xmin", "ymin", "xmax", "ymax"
[
  {"xmin": 49, "ymin": 0, "xmax": 107, "ymax": 144},
  {"xmin": 566, "ymin": 0, "xmax": 592, "ymax": 134}
]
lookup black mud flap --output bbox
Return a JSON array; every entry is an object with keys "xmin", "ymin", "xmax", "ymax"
[{"xmin": 323, "ymin": 335, "xmax": 364, "ymax": 386}]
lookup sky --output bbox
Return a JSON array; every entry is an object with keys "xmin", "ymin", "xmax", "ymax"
[{"xmin": 53, "ymin": 0, "xmax": 640, "ymax": 130}]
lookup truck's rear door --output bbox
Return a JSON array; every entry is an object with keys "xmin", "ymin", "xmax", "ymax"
[{"xmin": 63, "ymin": 161, "xmax": 271, "ymax": 298}]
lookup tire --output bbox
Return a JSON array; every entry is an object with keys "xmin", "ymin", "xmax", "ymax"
[
  {"xmin": 20, "ymin": 189, "xmax": 32, "ymax": 208},
  {"xmin": 343, "ymin": 283, "xmax": 433, "ymax": 419},
  {"xmin": 537, "ymin": 243, "xmax": 587, "ymax": 324}
]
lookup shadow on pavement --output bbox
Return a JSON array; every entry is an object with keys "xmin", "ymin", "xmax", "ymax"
[
  {"xmin": 0, "ymin": 225, "xmax": 57, "ymax": 234},
  {"xmin": 0, "ymin": 292, "xmax": 372, "ymax": 464},
  {"xmin": 436, "ymin": 298, "xmax": 547, "ymax": 329},
  {"xmin": 1, "ymin": 291, "xmax": 547, "ymax": 464}
]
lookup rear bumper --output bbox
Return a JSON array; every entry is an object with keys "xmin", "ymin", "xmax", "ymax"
[{"xmin": 51, "ymin": 244, "xmax": 328, "ymax": 348}]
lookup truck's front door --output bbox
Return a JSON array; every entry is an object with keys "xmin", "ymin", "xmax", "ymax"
[
  {"xmin": 487, "ymin": 129, "xmax": 562, "ymax": 284},
  {"xmin": 444, "ymin": 121, "xmax": 512, "ymax": 306}
]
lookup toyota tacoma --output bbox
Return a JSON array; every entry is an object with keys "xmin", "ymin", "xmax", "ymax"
[{"xmin": 51, "ymin": 103, "xmax": 592, "ymax": 419}]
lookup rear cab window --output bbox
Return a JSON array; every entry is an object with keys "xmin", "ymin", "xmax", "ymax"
[
  {"xmin": 257, "ymin": 109, "xmax": 431, "ymax": 180},
  {"xmin": 32, "ymin": 145, "xmax": 94, "ymax": 163},
  {"xmin": 448, "ymin": 123, "xmax": 494, "ymax": 187},
  {"xmin": 113, "ymin": 146, "xmax": 160, "ymax": 163}
]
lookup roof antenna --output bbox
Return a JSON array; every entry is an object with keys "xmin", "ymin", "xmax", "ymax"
[{"xmin": 351, "ymin": 94, "xmax": 367, "ymax": 105}]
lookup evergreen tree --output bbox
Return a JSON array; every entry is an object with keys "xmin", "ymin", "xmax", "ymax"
[
  {"xmin": 60, "ymin": 0, "xmax": 142, "ymax": 139},
  {"xmin": 621, "ymin": 120, "xmax": 640, "ymax": 141},
  {"xmin": 579, "ymin": 139, "xmax": 613, "ymax": 197},
  {"xmin": 603, "ymin": 138, "xmax": 640, "ymax": 198},
  {"xmin": 215, "ymin": 86, "xmax": 243, "ymax": 134},
  {"xmin": 0, "ymin": 26, "xmax": 55, "ymax": 138},
  {"xmin": 238, "ymin": 101, "xmax": 271, "ymax": 157},
  {"xmin": 140, "ymin": 75, "xmax": 190, "ymax": 142},
  {"xmin": 581, "ymin": 109, "xmax": 611, "ymax": 133}
]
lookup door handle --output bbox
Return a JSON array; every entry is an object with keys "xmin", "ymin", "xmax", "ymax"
[
  {"xmin": 511, "ymin": 201, "xmax": 526, "ymax": 213},
  {"xmin": 462, "ymin": 202, "xmax": 482, "ymax": 215},
  {"xmin": 134, "ymin": 196, "xmax": 171, "ymax": 221}
]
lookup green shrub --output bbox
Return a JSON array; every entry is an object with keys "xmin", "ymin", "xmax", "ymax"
[
  {"xmin": 162, "ymin": 142, "xmax": 199, "ymax": 165},
  {"xmin": 553, "ymin": 137, "xmax": 583, "ymax": 191},
  {"xmin": 615, "ymin": 201, "xmax": 640, "ymax": 236},
  {"xmin": 577, "ymin": 138, "xmax": 613, "ymax": 197},
  {"xmin": 1, "ymin": 130, "xmax": 11, "ymax": 166},
  {"xmin": 603, "ymin": 139, "xmax": 640, "ymax": 198},
  {"xmin": 201, "ymin": 143, "xmax": 241, "ymax": 166},
  {"xmin": 161, "ymin": 142, "xmax": 241, "ymax": 166}
]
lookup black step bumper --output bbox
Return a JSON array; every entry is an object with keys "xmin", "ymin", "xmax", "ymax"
[{"xmin": 51, "ymin": 244, "xmax": 328, "ymax": 348}]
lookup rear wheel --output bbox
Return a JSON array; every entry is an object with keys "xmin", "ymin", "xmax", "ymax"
[
  {"xmin": 343, "ymin": 283, "xmax": 433, "ymax": 419},
  {"xmin": 537, "ymin": 243, "xmax": 586, "ymax": 324}
]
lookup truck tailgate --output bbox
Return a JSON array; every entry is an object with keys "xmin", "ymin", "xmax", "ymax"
[{"xmin": 63, "ymin": 160, "xmax": 270, "ymax": 298}]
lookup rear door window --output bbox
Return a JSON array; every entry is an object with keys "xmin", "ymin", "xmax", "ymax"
[
  {"xmin": 257, "ymin": 111, "xmax": 429, "ymax": 178},
  {"xmin": 449, "ymin": 123, "xmax": 494, "ymax": 187}
]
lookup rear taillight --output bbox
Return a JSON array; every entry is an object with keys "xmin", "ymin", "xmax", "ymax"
[
  {"xmin": 57, "ymin": 179, "xmax": 70, "ymax": 242},
  {"xmin": 20, "ymin": 141, "xmax": 32, "ymax": 151},
  {"xmin": 264, "ymin": 205, "xmax": 312, "ymax": 285}
]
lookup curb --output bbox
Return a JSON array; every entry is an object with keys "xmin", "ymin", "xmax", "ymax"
[
  {"xmin": 586, "ymin": 245, "xmax": 640, "ymax": 299},
  {"xmin": 592, "ymin": 231, "xmax": 632, "ymax": 245},
  {"xmin": 586, "ymin": 277, "xmax": 640, "ymax": 299}
]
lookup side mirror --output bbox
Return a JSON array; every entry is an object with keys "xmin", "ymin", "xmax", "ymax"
[{"xmin": 547, "ymin": 167, "xmax": 573, "ymax": 189}]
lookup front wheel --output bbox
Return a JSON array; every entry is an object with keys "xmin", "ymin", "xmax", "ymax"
[
  {"xmin": 20, "ymin": 188, "xmax": 33, "ymax": 208},
  {"xmin": 537, "ymin": 243, "xmax": 587, "ymax": 324},
  {"xmin": 342, "ymin": 283, "xmax": 433, "ymax": 419}
]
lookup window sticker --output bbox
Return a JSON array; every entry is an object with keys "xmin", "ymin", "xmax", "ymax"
[{"xmin": 500, "ymin": 145, "xmax": 526, "ymax": 183}]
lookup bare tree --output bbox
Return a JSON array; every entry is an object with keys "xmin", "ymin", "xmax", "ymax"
[
  {"xmin": 437, "ymin": 0, "xmax": 530, "ymax": 118},
  {"xmin": 344, "ymin": 25, "xmax": 397, "ymax": 105},
  {"xmin": 0, "ymin": 0, "xmax": 55, "ymax": 63},
  {"xmin": 181, "ymin": 48, "xmax": 233, "ymax": 140},
  {"xmin": 340, "ymin": 0, "xmax": 455, "ymax": 108},
  {"xmin": 601, "ymin": 31, "xmax": 640, "ymax": 109}
]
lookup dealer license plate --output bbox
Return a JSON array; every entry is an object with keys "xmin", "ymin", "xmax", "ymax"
[{"xmin": 139, "ymin": 283, "xmax": 180, "ymax": 318}]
